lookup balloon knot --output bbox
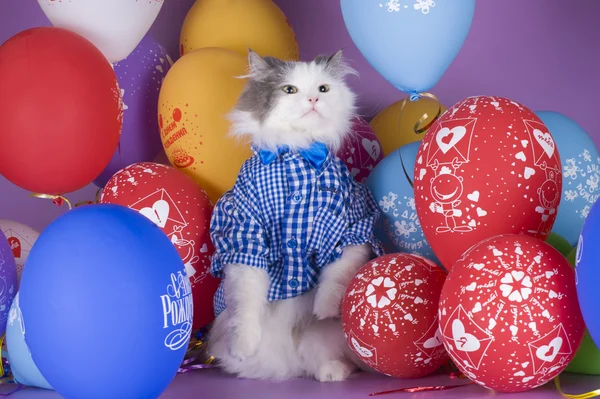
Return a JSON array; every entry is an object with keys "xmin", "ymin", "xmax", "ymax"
[{"xmin": 410, "ymin": 92, "xmax": 421, "ymax": 102}]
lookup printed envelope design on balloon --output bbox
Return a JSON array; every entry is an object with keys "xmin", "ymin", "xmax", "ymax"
[
  {"xmin": 527, "ymin": 323, "xmax": 573, "ymax": 377},
  {"xmin": 421, "ymin": 118, "xmax": 477, "ymax": 233},
  {"xmin": 130, "ymin": 188, "xmax": 207, "ymax": 284},
  {"xmin": 441, "ymin": 305, "xmax": 493, "ymax": 371}
]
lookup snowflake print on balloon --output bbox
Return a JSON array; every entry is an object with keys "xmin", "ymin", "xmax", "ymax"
[{"xmin": 379, "ymin": 0, "xmax": 436, "ymax": 13}]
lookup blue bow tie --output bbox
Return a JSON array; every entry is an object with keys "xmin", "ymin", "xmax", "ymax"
[{"xmin": 258, "ymin": 142, "xmax": 330, "ymax": 170}]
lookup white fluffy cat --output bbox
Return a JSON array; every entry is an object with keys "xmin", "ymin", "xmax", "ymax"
[{"xmin": 207, "ymin": 49, "xmax": 381, "ymax": 382}]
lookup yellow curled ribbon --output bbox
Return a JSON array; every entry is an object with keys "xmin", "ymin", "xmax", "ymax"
[
  {"xmin": 0, "ymin": 334, "xmax": 4, "ymax": 378},
  {"xmin": 396, "ymin": 91, "xmax": 443, "ymax": 189},
  {"xmin": 555, "ymin": 376, "xmax": 600, "ymax": 399},
  {"xmin": 29, "ymin": 193, "xmax": 72, "ymax": 210},
  {"xmin": 397, "ymin": 91, "xmax": 443, "ymax": 135}
]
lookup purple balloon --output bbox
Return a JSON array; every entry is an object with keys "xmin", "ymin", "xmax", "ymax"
[
  {"xmin": 0, "ymin": 229, "xmax": 17, "ymax": 335},
  {"xmin": 93, "ymin": 35, "xmax": 173, "ymax": 187}
]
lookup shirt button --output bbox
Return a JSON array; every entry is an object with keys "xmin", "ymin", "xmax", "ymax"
[
  {"xmin": 291, "ymin": 192, "xmax": 302, "ymax": 204},
  {"xmin": 287, "ymin": 238, "xmax": 298, "ymax": 249},
  {"xmin": 288, "ymin": 278, "xmax": 299, "ymax": 289}
]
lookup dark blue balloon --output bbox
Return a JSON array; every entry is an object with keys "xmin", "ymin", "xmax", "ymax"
[
  {"xmin": 575, "ymin": 198, "xmax": 600, "ymax": 350},
  {"xmin": 20, "ymin": 204, "xmax": 191, "ymax": 399}
]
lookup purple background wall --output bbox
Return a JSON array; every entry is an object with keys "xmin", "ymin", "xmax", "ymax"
[{"xmin": 1, "ymin": 0, "xmax": 599, "ymax": 232}]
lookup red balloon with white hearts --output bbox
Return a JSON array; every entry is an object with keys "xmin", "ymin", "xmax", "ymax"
[
  {"xmin": 99, "ymin": 162, "xmax": 219, "ymax": 330},
  {"xmin": 337, "ymin": 116, "xmax": 384, "ymax": 183},
  {"xmin": 413, "ymin": 96, "xmax": 562, "ymax": 271},
  {"xmin": 438, "ymin": 234, "xmax": 584, "ymax": 392},
  {"xmin": 341, "ymin": 253, "xmax": 448, "ymax": 378}
]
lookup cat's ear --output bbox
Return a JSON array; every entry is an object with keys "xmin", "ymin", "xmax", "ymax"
[
  {"xmin": 321, "ymin": 48, "xmax": 358, "ymax": 78},
  {"xmin": 248, "ymin": 48, "xmax": 269, "ymax": 74}
]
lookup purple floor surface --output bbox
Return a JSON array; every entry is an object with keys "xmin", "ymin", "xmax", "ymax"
[{"xmin": 1, "ymin": 370, "xmax": 599, "ymax": 398}]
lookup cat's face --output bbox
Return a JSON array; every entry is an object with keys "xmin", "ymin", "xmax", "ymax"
[{"xmin": 229, "ymin": 50, "xmax": 357, "ymax": 151}]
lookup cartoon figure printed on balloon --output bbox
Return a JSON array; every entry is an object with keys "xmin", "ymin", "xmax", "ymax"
[
  {"xmin": 169, "ymin": 224, "xmax": 202, "ymax": 284},
  {"xmin": 429, "ymin": 159, "xmax": 471, "ymax": 233},
  {"xmin": 523, "ymin": 120, "xmax": 563, "ymax": 236},
  {"xmin": 423, "ymin": 118, "xmax": 477, "ymax": 234}
]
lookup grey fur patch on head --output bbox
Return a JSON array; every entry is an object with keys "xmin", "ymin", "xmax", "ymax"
[
  {"xmin": 235, "ymin": 49, "xmax": 294, "ymax": 123},
  {"xmin": 234, "ymin": 49, "xmax": 356, "ymax": 124}
]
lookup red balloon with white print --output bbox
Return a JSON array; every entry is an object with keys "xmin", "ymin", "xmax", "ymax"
[
  {"xmin": 337, "ymin": 116, "xmax": 384, "ymax": 184},
  {"xmin": 413, "ymin": 96, "xmax": 562, "ymax": 271},
  {"xmin": 99, "ymin": 162, "xmax": 219, "ymax": 330},
  {"xmin": 341, "ymin": 253, "xmax": 448, "ymax": 378},
  {"xmin": 438, "ymin": 234, "xmax": 584, "ymax": 392}
]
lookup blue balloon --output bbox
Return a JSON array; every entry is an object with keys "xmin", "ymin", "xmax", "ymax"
[
  {"xmin": 340, "ymin": 0, "xmax": 476, "ymax": 94},
  {"xmin": 5, "ymin": 293, "xmax": 52, "ymax": 390},
  {"xmin": 19, "ymin": 204, "xmax": 191, "ymax": 399},
  {"xmin": 536, "ymin": 111, "xmax": 600, "ymax": 246},
  {"xmin": 575, "ymin": 199, "xmax": 600, "ymax": 349},
  {"xmin": 366, "ymin": 141, "xmax": 439, "ymax": 264}
]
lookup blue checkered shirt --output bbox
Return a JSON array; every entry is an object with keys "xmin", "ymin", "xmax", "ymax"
[{"xmin": 210, "ymin": 143, "xmax": 383, "ymax": 317}]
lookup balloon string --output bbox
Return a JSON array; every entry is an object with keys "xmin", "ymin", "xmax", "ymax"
[
  {"xmin": 29, "ymin": 193, "xmax": 72, "ymax": 210},
  {"xmin": 177, "ymin": 329, "xmax": 216, "ymax": 373},
  {"xmin": 555, "ymin": 376, "xmax": 600, "ymax": 399}
]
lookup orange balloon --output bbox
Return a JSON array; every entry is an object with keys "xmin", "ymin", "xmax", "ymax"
[
  {"xmin": 158, "ymin": 47, "xmax": 252, "ymax": 203},
  {"xmin": 180, "ymin": 0, "xmax": 299, "ymax": 60}
]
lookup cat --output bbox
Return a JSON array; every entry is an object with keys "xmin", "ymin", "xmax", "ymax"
[{"xmin": 206, "ymin": 49, "xmax": 383, "ymax": 382}]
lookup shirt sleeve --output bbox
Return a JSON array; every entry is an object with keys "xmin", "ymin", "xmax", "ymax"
[
  {"xmin": 339, "ymin": 180, "xmax": 385, "ymax": 257},
  {"xmin": 209, "ymin": 164, "xmax": 269, "ymax": 278}
]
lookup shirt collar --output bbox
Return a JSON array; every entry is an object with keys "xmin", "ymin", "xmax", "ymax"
[{"xmin": 253, "ymin": 142, "xmax": 330, "ymax": 171}]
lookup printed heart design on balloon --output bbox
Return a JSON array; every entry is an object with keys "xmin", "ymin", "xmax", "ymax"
[
  {"xmin": 362, "ymin": 138, "xmax": 381, "ymax": 161},
  {"xmin": 536, "ymin": 337, "xmax": 563, "ymax": 362},
  {"xmin": 423, "ymin": 330, "xmax": 443, "ymax": 349},
  {"xmin": 365, "ymin": 276, "xmax": 397, "ymax": 309},
  {"xmin": 436, "ymin": 126, "xmax": 467, "ymax": 154},
  {"xmin": 139, "ymin": 199, "xmax": 170, "ymax": 228},
  {"xmin": 533, "ymin": 129, "xmax": 555, "ymax": 158},
  {"xmin": 452, "ymin": 319, "xmax": 480, "ymax": 352}
]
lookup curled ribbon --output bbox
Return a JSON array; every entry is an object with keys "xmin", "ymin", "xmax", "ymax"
[
  {"xmin": 30, "ymin": 193, "xmax": 72, "ymax": 210},
  {"xmin": 555, "ymin": 376, "xmax": 600, "ymax": 399},
  {"xmin": 369, "ymin": 372, "xmax": 474, "ymax": 396},
  {"xmin": 74, "ymin": 188, "xmax": 103, "ymax": 208},
  {"xmin": 396, "ymin": 91, "xmax": 442, "ymax": 189},
  {"xmin": 397, "ymin": 91, "xmax": 443, "ymax": 135},
  {"xmin": 177, "ymin": 329, "xmax": 216, "ymax": 373}
]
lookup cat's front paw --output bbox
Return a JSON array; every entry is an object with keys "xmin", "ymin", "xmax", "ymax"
[
  {"xmin": 313, "ymin": 284, "xmax": 343, "ymax": 320},
  {"xmin": 229, "ymin": 321, "xmax": 262, "ymax": 360},
  {"xmin": 315, "ymin": 360, "xmax": 354, "ymax": 382}
]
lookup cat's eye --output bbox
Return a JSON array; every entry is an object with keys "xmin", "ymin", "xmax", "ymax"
[
  {"xmin": 281, "ymin": 85, "xmax": 298, "ymax": 94},
  {"xmin": 319, "ymin": 85, "xmax": 330, "ymax": 93}
]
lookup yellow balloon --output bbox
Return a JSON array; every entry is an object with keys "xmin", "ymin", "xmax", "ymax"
[
  {"xmin": 180, "ymin": 0, "xmax": 299, "ymax": 61},
  {"xmin": 158, "ymin": 47, "xmax": 252, "ymax": 203},
  {"xmin": 370, "ymin": 96, "xmax": 448, "ymax": 156}
]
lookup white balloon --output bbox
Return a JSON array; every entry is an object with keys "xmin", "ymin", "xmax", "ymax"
[
  {"xmin": 37, "ymin": 0, "xmax": 164, "ymax": 63},
  {"xmin": 0, "ymin": 220, "xmax": 40, "ymax": 286}
]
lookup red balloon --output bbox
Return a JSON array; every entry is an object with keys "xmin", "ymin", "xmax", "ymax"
[
  {"xmin": 99, "ymin": 162, "xmax": 220, "ymax": 330},
  {"xmin": 0, "ymin": 27, "xmax": 122, "ymax": 195},
  {"xmin": 414, "ymin": 96, "xmax": 562, "ymax": 270},
  {"xmin": 438, "ymin": 234, "xmax": 584, "ymax": 392},
  {"xmin": 341, "ymin": 253, "xmax": 449, "ymax": 378},
  {"xmin": 337, "ymin": 116, "xmax": 384, "ymax": 184}
]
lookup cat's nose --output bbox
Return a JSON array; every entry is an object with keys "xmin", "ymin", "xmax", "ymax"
[{"xmin": 308, "ymin": 97, "xmax": 319, "ymax": 104}]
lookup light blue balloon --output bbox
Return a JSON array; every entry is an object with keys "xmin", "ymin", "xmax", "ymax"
[
  {"xmin": 5, "ymin": 293, "xmax": 52, "ymax": 390},
  {"xmin": 366, "ymin": 141, "xmax": 440, "ymax": 265},
  {"xmin": 536, "ymin": 111, "xmax": 600, "ymax": 246},
  {"xmin": 340, "ymin": 0, "xmax": 476, "ymax": 94}
]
